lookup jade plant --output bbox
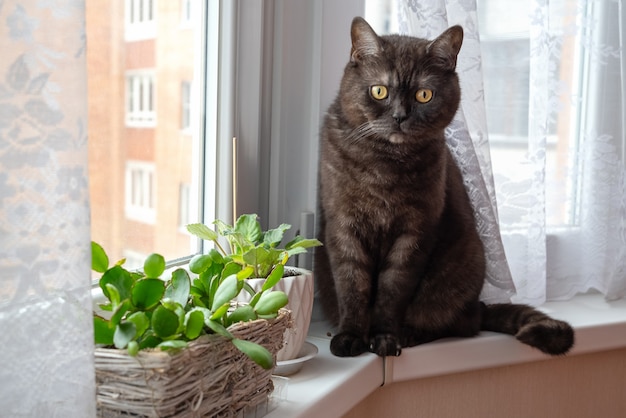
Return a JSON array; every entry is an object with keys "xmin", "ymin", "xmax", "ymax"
[{"xmin": 92, "ymin": 214, "xmax": 321, "ymax": 370}]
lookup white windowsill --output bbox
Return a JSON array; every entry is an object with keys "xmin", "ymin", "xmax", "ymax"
[{"xmin": 264, "ymin": 293, "xmax": 626, "ymax": 418}]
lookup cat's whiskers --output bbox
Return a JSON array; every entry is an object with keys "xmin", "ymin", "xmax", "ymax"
[{"xmin": 346, "ymin": 121, "xmax": 389, "ymax": 144}]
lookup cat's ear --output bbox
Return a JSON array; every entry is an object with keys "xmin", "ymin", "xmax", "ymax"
[
  {"xmin": 427, "ymin": 25, "xmax": 463, "ymax": 71},
  {"xmin": 350, "ymin": 17, "xmax": 383, "ymax": 63}
]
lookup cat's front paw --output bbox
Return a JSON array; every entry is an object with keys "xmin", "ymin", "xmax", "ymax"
[
  {"xmin": 330, "ymin": 332, "xmax": 368, "ymax": 357},
  {"xmin": 369, "ymin": 334, "xmax": 402, "ymax": 357}
]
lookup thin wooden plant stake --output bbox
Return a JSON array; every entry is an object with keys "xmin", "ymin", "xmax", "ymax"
[{"xmin": 232, "ymin": 136, "xmax": 238, "ymax": 222}]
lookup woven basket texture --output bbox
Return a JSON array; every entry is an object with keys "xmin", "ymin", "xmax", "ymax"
[{"xmin": 95, "ymin": 310, "xmax": 290, "ymax": 418}]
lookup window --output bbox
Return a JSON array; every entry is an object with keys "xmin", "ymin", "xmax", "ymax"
[
  {"xmin": 125, "ymin": 0, "xmax": 156, "ymax": 41},
  {"xmin": 477, "ymin": 0, "xmax": 578, "ymax": 227},
  {"xmin": 126, "ymin": 72, "xmax": 156, "ymax": 127},
  {"xmin": 87, "ymin": 0, "xmax": 209, "ymax": 270},
  {"xmin": 125, "ymin": 161, "xmax": 156, "ymax": 223}
]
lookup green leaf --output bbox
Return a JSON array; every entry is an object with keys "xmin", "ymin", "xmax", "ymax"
[
  {"xmin": 100, "ymin": 265, "xmax": 133, "ymax": 301},
  {"xmin": 98, "ymin": 302, "xmax": 113, "ymax": 312},
  {"xmin": 285, "ymin": 236, "xmax": 323, "ymax": 250},
  {"xmin": 232, "ymin": 338, "xmax": 274, "ymax": 370},
  {"xmin": 105, "ymin": 283, "xmax": 121, "ymax": 308},
  {"xmin": 189, "ymin": 254, "xmax": 213, "ymax": 274},
  {"xmin": 127, "ymin": 311, "xmax": 150, "ymax": 339},
  {"xmin": 221, "ymin": 262, "xmax": 242, "ymax": 280},
  {"xmin": 184, "ymin": 310, "xmax": 205, "ymax": 339},
  {"xmin": 186, "ymin": 223, "xmax": 219, "ymax": 241},
  {"xmin": 285, "ymin": 247, "xmax": 308, "ymax": 259},
  {"xmin": 243, "ymin": 247, "xmax": 270, "ymax": 268},
  {"xmin": 213, "ymin": 219, "xmax": 234, "ymax": 236},
  {"xmin": 131, "ymin": 278, "xmax": 165, "ymax": 310},
  {"xmin": 138, "ymin": 331, "xmax": 161, "ymax": 350},
  {"xmin": 260, "ymin": 248, "xmax": 285, "ymax": 275},
  {"xmin": 234, "ymin": 214, "xmax": 262, "ymax": 244},
  {"xmin": 114, "ymin": 321, "xmax": 137, "ymax": 349},
  {"xmin": 151, "ymin": 305, "xmax": 180, "ymax": 338},
  {"xmin": 91, "ymin": 241, "xmax": 109, "ymax": 273},
  {"xmin": 210, "ymin": 302, "xmax": 230, "ymax": 321},
  {"xmin": 262, "ymin": 223, "xmax": 291, "ymax": 247},
  {"xmin": 208, "ymin": 248, "xmax": 225, "ymax": 264},
  {"xmin": 205, "ymin": 319, "xmax": 234, "ymax": 339},
  {"xmin": 211, "ymin": 274, "xmax": 239, "ymax": 311},
  {"xmin": 158, "ymin": 340, "xmax": 188, "ymax": 351},
  {"xmin": 110, "ymin": 299, "xmax": 132, "ymax": 326},
  {"xmin": 225, "ymin": 305, "xmax": 257, "ymax": 327},
  {"xmin": 191, "ymin": 294, "xmax": 207, "ymax": 308},
  {"xmin": 254, "ymin": 291, "xmax": 288, "ymax": 316},
  {"xmin": 208, "ymin": 275, "xmax": 220, "ymax": 307},
  {"xmin": 127, "ymin": 340, "xmax": 139, "ymax": 356},
  {"xmin": 236, "ymin": 266, "xmax": 254, "ymax": 280},
  {"xmin": 144, "ymin": 253, "xmax": 166, "ymax": 278},
  {"xmin": 262, "ymin": 264, "xmax": 284, "ymax": 292},
  {"xmin": 94, "ymin": 316, "xmax": 114, "ymax": 345},
  {"xmin": 161, "ymin": 300, "xmax": 186, "ymax": 333},
  {"xmin": 248, "ymin": 291, "xmax": 262, "ymax": 308},
  {"xmin": 165, "ymin": 269, "xmax": 191, "ymax": 306},
  {"xmin": 189, "ymin": 306, "xmax": 212, "ymax": 320}
]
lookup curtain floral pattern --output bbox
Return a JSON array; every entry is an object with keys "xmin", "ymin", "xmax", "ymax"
[
  {"xmin": 0, "ymin": 1, "xmax": 95, "ymax": 416},
  {"xmin": 398, "ymin": 0, "xmax": 626, "ymax": 305},
  {"xmin": 397, "ymin": 0, "xmax": 516, "ymax": 303}
]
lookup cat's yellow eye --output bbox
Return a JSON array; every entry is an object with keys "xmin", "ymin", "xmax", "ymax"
[
  {"xmin": 370, "ymin": 85, "xmax": 388, "ymax": 100},
  {"xmin": 416, "ymin": 89, "xmax": 434, "ymax": 103}
]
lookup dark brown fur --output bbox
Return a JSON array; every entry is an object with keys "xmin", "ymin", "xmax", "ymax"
[{"xmin": 315, "ymin": 17, "xmax": 574, "ymax": 357}]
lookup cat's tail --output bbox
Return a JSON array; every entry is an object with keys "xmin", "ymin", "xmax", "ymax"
[{"xmin": 480, "ymin": 302, "xmax": 574, "ymax": 355}]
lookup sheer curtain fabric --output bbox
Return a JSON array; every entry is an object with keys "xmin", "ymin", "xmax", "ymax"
[
  {"xmin": 397, "ymin": 0, "xmax": 626, "ymax": 305},
  {"xmin": 0, "ymin": 1, "xmax": 95, "ymax": 417}
]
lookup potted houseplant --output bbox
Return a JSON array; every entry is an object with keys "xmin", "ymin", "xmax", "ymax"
[
  {"xmin": 186, "ymin": 213, "xmax": 322, "ymax": 363},
  {"xmin": 92, "ymin": 214, "xmax": 321, "ymax": 417}
]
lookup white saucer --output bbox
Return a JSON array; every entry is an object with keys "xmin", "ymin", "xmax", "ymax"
[{"xmin": 274, "ymin": 342, "xmax": 318, "ymax": 376}]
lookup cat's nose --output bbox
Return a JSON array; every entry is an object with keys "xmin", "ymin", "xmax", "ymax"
[{"xmin": 392, "ymin": 112, "xmax": 408, "ymax": 124}]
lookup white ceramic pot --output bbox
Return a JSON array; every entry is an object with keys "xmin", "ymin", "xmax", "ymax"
[{"xmin": 240, "ymin": 268, "xmax": 314, "ymax": 362}]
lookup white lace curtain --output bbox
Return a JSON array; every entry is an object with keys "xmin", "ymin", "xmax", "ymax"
[
  {"xmin": 398, "ymin": 0, "xmax": 626, "ymax": 305},
  {"xmin": 0, "ymin": 1, "xmax": 95, "ymax": 416}
]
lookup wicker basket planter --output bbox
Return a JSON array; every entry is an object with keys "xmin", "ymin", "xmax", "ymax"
[{"xmin": 95, "ymin": 310, "xmax": 290, "ymax": 418}]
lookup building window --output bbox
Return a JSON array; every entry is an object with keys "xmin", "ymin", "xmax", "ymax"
[
  {"xmin": 181, "ymin": 81, "xmax": 191, "ymax": 131},
  {"xmin": 125, "ymin": 0, "xmax": 156, "ymax": 41},
  {"xmin": 125, "ymin": 161, "xmax": 156, "ymax": 223},
  {"xmin": 126, "ymin": 72, "xmax": 156, "ymax": 127}
]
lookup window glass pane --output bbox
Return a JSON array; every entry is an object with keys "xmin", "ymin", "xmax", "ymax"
[
  {"xmin": 477, "ymin": 0, "xmax": 581, "ymax": 226},
  {"xmin": 87, "ymin": 0, "xmax": 206, "ymax": 270}
]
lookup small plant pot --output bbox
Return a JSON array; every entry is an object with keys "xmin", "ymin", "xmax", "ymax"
[
  {"xmin": 95, "ymin": 311, "xmax": 290, "ymax": 417},
  {"xmin": 240, "ymin": 268, "xmax": 314, "ymax": 362}
]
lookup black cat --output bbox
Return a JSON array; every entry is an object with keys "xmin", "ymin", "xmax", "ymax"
[{"xmin": 315, "ymin": 17, "xmax": 574, "ymax": 358}]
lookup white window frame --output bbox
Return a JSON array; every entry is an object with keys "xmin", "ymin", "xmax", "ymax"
[
  {"xmin": 125, "ymin": 161, "xmax": 156, "ymax": 223},
  {"xmin": 125, "ymin": 0, "xmax": 156, "ymax": 41},
  {"xmin": 126, "ymin": 71, "xmax": 156, "ymax": 127}
]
